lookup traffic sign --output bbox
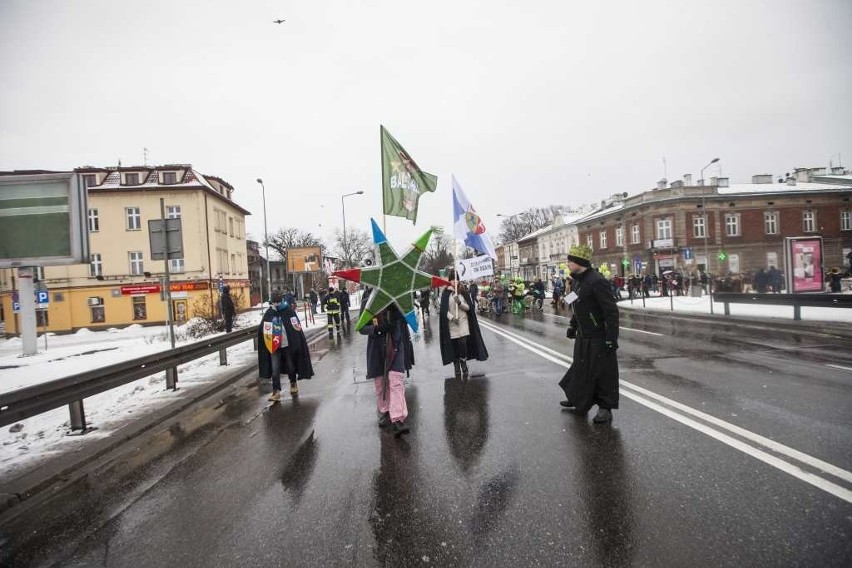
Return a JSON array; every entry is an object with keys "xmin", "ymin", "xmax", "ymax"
[
  {"xmin": 12, "ymin": 301, "xmax": 20, "ymax": 313},
  {"xmin": 36, "ymin": 290, "xmax": 49, "ymax": 304}
]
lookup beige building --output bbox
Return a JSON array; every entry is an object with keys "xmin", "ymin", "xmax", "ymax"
[{"xmin": 0, "ymin": 164, "xmax": 251, "ymax": 334}]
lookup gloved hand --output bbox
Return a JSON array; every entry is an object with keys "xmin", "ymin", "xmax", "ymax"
[
  {"xmin": 566, "ymin": 327, "xmax": 577, "ymax": 339},
  {"xmin": 605, "ymin": 339, "xmax": 618, "ymax": 351}
]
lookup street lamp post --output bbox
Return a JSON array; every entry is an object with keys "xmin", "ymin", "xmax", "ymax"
[
  {"xmin": 341, "ymin": 191, "xmax": 364, "ymax": 267},
  {"xmin": 256, "ymin": 178, "xmax": 272, "ymax": 304},
  {"xmin": 699, "ymin": 157, "xmax": 720, "ymax": 313}
]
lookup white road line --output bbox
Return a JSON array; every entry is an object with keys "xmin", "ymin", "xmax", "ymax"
[
  {"xmin": 621, "ymin": 327, "xmax": 663, "ymax": 336},
  {"xmin": 826, "ymin": 364, "xmax": 852, "ymax": 373},
  {"xmin": 479, "ymin": 320, "xmax": 852, "ymax": 499},
  {"xmin": 623, "ymin": 390, "xmax": 852, "ymax": 504}
]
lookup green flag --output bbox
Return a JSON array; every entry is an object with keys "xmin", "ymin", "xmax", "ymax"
[{"xmin": 380, "ymin": 125, "xmax": 438, "ymax": 224}]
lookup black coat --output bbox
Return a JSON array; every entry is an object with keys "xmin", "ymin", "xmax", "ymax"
[
  {"xmin": 257, "ymin": 306, "xmax": 314, "ymax": 380},
  {"xmin": 439, "ymin": 288, "xmax": 489, "ymax": 365},
  {"xmin": 560, "ymin": 268, "xmax": 619, "ymax": 411},
  {"xmin": 359, "ymin": 305, "xmax": 414, "ymax": 378}
]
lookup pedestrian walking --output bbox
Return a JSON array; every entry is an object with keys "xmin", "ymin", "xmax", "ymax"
[
  {"xmin": 323, "ymin": 287, "xmax": 342, "ymax": 338},
  {"xmin": 558, "ymin": 244, "xmax": 620, "ymax": 424},
  {"xmin": 492, "ymin": 278, "xmax": 505, "ymax": 316},
  {"xmin": 309, "ymin": 287, "xmax": 319, "ymax": 314},
  {"xmin": 360, "ymin": 303, "xmax": 413, "ymax": 437},
  {"xmin": 469, "ymin": 281, "xmax": 479, "ymax": 312},
  {"xmin": 221, "ymin": 285, "xmax": 236, "ymax": 332},
  {"xmin": 439, "ymin": 270, "xmax": 489, "ymax": 379},
  {"xmin": 338, "ymin": 285, "xmax": 352, "ymax": 325},
  {"xmin": 257, "ymin": 293, "xmax": 314, "ymax": 402}
]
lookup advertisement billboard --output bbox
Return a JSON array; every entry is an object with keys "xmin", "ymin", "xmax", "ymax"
[
  {"xmin": 0, "ymin": 172, "xmax": 89, "ymax": 267},
  {"xmin": 287, "ymin": 246, "xmax": 322, "ymax": 273},
  {"xmin": 785, "ymin": 236, "xmax": 824, "ymax": 293}
]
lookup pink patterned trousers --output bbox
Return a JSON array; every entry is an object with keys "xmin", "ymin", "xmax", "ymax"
[{"xmin": 373, "ymin": 370, "xmax": 408, "ymax": 423}]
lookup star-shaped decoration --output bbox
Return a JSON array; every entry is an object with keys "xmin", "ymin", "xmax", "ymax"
[{"xmin": 333, "ymin": 219, "xmax": 450, "ymax": 333}]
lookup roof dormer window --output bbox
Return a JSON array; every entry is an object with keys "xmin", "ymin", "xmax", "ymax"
[
  {"xmin": 124, "ymin": 172, "xmax": 140, "ymax": 185},
  {"xmin": 162, "ymin": 171, "xmax": 177, "ymax": 184}
]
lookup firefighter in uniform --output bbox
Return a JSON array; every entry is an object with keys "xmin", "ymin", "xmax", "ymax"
[{"xmin": 324, "ymin": 286, "xmax": 342, "ymax": 338}]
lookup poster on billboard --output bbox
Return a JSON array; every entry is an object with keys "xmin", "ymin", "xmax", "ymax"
[
  {"xmin": 784, "ymin": 236, "xmax": 824, "ymax": 293},
  {"xmin": 287, "ymin": 246, "xmax": 322, "ymax": 273}
]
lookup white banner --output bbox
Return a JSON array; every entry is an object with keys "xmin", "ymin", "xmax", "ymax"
[{"xmin": 455, "ymin": 254, "xmax": 494, "ymax": 281}]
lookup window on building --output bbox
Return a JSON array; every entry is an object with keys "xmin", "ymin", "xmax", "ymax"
[
  {"xmin": 89, "ymin": 298, "xmax": 105, "ymax": 323},
  {"xmin": 631, "ymin": 224, "xmax": 640, "ymax": 244},
  {"xmin": 124, "ymin": 172, "xmax": 140, "ymax": 185},
  {"xmin": 725, "ymin": 213, "xmax": 740, "ymax": 236},
  {"xmin": 217, "ymin": 248, "xmax": 228, "ymax": 274},
  {"xmin": 656, "ymin": 218, "xmax": 672, "ymax": 240},
  {"xmin": 230, "ymin": 253, "xmax": 236, "ymax": 273},
  {"xmin": 587, "ymin": 234, "xmax": 594, "ymax": 249},
  {"xmin": 169, "ymin": 258, "xmax": 185, "ymax": 273},
  {"xmin": 599, "ymin": 231, "xmax": 607, "ymax": 249},
  {"xmin": 129, "ymin": 251, "xmax": 144, "ymax": 275},
  {"xmin": 842, "ymin": 209, "xmax": 852, "ymax": 231},
  {"xmin": 229, "ymin": 217, "xmax": 234, "ymax": 237},
  {"xmin": 88, "ymin": 208, "xmax": 99, "ymax": 232},
  {"xmin": 166, "ymin": 205, "xmax": 181, "ymax": 219},
  {"xmin": 126, "ymin": 207, "xmax": 141, "ymax": 230},
  {"xmin": 36, "ymin": 309, "xmax": 49, "ymax": 327},
  {"xmin": 803, "ymin": 210, "xmax": 816, "ymax": 232},
  {"xmin": 764, "ymin": 212, "xmax": 779, "ymax": 235},
  {"xmin": 162, "ymin": 171, "xmax": 177, "ymax": 184},
  {"xmin": 90, "ymin": 253, "xmax": 103, "ymax": 277},
  {"xmin": 693, "ymin": 215, "xmax": 706, "ymax": 238},
  {"xmin": 34, "ymin": 266, "xmax": 44, "ymax": 281},
  {"xmin": 132, "ymin": 296, "xmax": 147, "ymax": 320},
  {"xmin": 615, "ymin": 226, "xmax": 624, "ymax": 247},
  {"xmin": 82, "ymin": 174, "xmax": 97, "ymax": 188}
]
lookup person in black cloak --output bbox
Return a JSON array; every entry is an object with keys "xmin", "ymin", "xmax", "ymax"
[
  {"xmin": 439, "ymin": 270, "xmax": 489, "ymax": 379},
  {"xmin": 257, "ymin": 292, "xmax": 315, "ymax": 402},
  {"xmin": 558, "ymin": 244, "xmax": 620, "ymax": 424},
  {"xmin": 359, "ymin": 292, "xmax": 414, "ymax": 437},
  {"xmin": 221, "ymin": 285, "xmax": 236, "ymax": 332}
]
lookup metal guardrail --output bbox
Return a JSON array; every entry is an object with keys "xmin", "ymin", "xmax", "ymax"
[
  {"xmin": 713, "ymin": 292, "xmax": 852, "ymax": 320},
  {"xmin": 0, "ymin": 326, "xmax": 326, "ymax": 432}
]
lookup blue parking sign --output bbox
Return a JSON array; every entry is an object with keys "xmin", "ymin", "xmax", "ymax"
[{"xmin": 37, "ymin": 290, "xmax": 49, "ymax": 304}]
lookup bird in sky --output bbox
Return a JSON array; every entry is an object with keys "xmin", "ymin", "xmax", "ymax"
[{"xmin": 273, "ymin": 19, "xmax": 285, "ymax": 24}]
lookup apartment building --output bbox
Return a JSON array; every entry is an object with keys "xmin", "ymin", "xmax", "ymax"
[{"xmin": 0, "ymin": 164, "xmax": 251, "ymax": 334}]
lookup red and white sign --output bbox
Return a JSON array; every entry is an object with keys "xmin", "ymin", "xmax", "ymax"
[{"xmin": 120, "ymin": 284, "xmax": 160, "ymax": 295}]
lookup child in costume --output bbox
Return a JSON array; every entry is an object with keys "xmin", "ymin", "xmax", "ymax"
[{"xmin": 257, "ymin": 293, "xmax": 315, "ymax": 401}]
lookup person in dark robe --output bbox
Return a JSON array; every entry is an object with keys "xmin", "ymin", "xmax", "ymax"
[
  {"xmin": 439, "ymin": 270, "xmax": 489, "ymax": 379},
  {"xmin": 221, "ymin": 285, "xmax": 236, "ymax": 332},
  {"xmin": 257, "ymin": 292, "xmax": 315, "ymax": 401},
  {"xmin": 558, "ymin": 244, "xmax": 620, "ymax": 424},
  {"xmin": 360, "ymin": 300, "xmax": 413, "ymax": 437}
]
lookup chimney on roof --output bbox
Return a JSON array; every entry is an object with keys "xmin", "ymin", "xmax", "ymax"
[
  {"xmin": 697, "ymin": 178, "xmax": 705, "ymax": 186},
  {"xmin": 794, "ymin": 168, "xmax": 810, "ymax": 182},
  {"xmin": 717, "ymin": 177, "xmax": 729, "ymax": 188},
  {"xmin": 831, "ymin": 166, "xmax": 846, "ymax": 174},
  {"xmin": 786, "ymin": 177, "xmax": 797, "ymax": 186},
  {"xmin": 684, "ymin": 174, "xmax": 693, "ymax": 186},
  {"xmin": 709, "ymin": 176, "xmax": 718, "ymax": 186},
  {"xmin": 656, "ymin": 178, "xmax": 667, "ymax": 190},
  {"xmin": 752, "ymin": 174, "xmax": 773, "ymax": 184},
  {"xmin": 670, "ymin": 180, "xmax": 683, "ymax": 189}
]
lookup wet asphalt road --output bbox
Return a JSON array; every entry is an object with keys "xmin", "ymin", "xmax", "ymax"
[{"xmin": 1, "ymin": 306, "xmax": 851, "ymax": 567}]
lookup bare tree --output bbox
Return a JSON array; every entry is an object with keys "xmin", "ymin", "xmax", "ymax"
[
  {"xmin": 421, "ymin": 226, "xmax": 455, "ymax": 275},
  {"xmin": 267, "ymin": 227, "xmax": 324, "ymax": 260},
  {"xmin": 332, "ymin": 227, "xmax": 372, "ymax": 268},
  {"xmin": 498, "ymin": 205, "xmax": 562, "ymax": 243}
]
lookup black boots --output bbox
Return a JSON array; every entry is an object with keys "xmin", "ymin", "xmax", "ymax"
[{"xmin": 593, "ymin": 408, "xmax": 613, "ymax": 423}]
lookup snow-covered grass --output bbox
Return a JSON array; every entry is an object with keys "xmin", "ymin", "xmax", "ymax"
[
  {"xmin": 617, "ymin": 293, "xmax": 852, "ymax": 323},
  {"xmin": 0, "ymin": 306, "xmax": 330, "ymax": 481}
]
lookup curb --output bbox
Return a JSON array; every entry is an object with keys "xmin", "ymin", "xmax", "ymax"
[{"xmin": 0, "ymin": 328, "xmax": 327, "ymax": 520}]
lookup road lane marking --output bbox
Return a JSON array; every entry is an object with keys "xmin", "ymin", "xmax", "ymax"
[
  {"xmin": 826, "ymin": 364, "xmax": 852, "ymax": 373},
  {"xmin": 479, "ymin": 320, "xmax": 852, "ymax": 501},
  {"xmin": 620, "ymin": 327, "xmax": 663, "ymax": 336}
]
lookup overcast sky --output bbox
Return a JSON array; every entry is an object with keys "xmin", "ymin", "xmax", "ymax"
[{"xmin": 1, "ymin": 0, "xmax": 850, "ymax": 248}]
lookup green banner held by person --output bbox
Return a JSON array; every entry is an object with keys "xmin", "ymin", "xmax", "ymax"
[{"xmin": 380, "ymin": 125, "xmax": 438, "ymax": 224}]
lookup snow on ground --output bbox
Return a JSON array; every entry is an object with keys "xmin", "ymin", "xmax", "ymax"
[
  {"xmin": 0, "ymin": 300, "xmax": 337, "ymax": 481},
  {"xmin": 617, "ymin": 293, "xmax": 852, "ymax": 323},
  {"xmin": 1, "ymin": 290, "xmax": 847, "ymax": 481}
]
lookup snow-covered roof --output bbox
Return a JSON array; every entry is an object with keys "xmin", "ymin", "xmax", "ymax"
[{"xmin": 717, "ymin": 181, "xmax": 852, "ymax": 195}]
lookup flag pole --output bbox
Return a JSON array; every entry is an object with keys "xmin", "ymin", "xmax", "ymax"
[{"xmin": 454, "ymin": 235, "xmax": 459, "ymax": 320}]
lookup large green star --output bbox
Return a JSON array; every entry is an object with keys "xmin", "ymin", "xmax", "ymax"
[{"xmin": 333, "ymin": 219, "xmax": 449, "ymax": 332}]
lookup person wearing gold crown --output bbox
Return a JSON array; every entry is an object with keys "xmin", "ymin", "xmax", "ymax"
[{"xmin": 558, "ymin": 244, "xmax": 620, "ymax": 423}]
